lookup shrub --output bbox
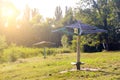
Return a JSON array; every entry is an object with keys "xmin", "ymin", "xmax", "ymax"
[
  {"xmin": 0, "ymin": 35, "xmax": 7, "ymax": 50},
  {"xmin": 0, "ymin": 46, "xmax": 72, "ymax": 63},
  {"xmin": 71, "ymin": 40, "xmax": 77, "ymax": 52},
  {"xmin": 61, "ymin": 35, "xmax": 69, "ymax": 48},
  {"xmin": 0, "ymin": 47, "xmax": 42, "ymax": 62},
  {"xmin": 59, "ymin": 48, "xmax": 72, "ymax": 53}
]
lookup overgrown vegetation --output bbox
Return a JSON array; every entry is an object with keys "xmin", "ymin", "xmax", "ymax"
[
  {"xmin": 61, "ymin": 35, "xmax": 69, "ymax": 48},
  {"xmin": 0, "ymin": 35, "xmax": 7, "ymax": 50},
  {"xmin": 0, "ymin": 46, "xmax": 72, "ymax": 63}
]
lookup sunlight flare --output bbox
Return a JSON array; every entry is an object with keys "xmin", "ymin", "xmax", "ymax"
[{"xmin": 2, "ymin": 7, "xmax": 15, "ymax": 18}]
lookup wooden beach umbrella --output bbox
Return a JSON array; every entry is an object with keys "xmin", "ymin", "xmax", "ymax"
[
  {"xmin": 33, "ymin": 41, "xmax": 55, "ymax": 58},
  {"xmin": 33, "ymin": 41, "xmax": 55, "ymax": 47},
  {"xmin": 65, "ymin": 21, "xmax": 107, "ymax": 70}
]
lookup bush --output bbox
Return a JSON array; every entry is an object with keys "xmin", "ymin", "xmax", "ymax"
[
  {"xmin": 0, "ymin": 35, "xmax": 7, "ymax": 50},
  {"xmin": 43, "ymin": 48, "xmax": 72, "ymax": 55},
  {"xmin": 0, "ymin": 46, "xmax": 72, "ymax": 63},
  {"xmin": 108, "ymin": 43, "xmax": 120, "ymax": 51},
  {"xmin": 61, "ymin": 35, "xmax": 69, "ymax": 48},
  {"xmin": 82, "ymin": 43, "xmax": 104, "ymax": 52},
  {"xmin": 1, "ymin": 47, "xmax": 42, "ymax": 62},
  {"xmin": 70, "ymin": 40, "xmax": 77, "ymax": 52},
  {"xmin": 58, "ymin": 48, "xmax": 72, "ymax": 53}
]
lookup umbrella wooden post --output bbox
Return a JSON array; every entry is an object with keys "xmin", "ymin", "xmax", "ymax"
[
  {"xmin": 44, "ymin": 47, "xmax": 46, "ymax": 59},
  {"xmin": 76, "ymin": 35, "xmax": 81, "ymax": 70}
]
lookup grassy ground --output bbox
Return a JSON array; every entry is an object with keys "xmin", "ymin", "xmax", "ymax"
[{"xmin": 0, "ymin": 51, "xmax": 120, "ymax": 80}]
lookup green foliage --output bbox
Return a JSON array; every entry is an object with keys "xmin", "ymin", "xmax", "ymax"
[
  {"xmin": 70, "ymin": 34, "xmax": 101, "ymax": 52},
  {"xmin": 70, "ymin": 36, "xmax": 77, "ymax": 52},
  {"xmin": 44, "ymin": 48, "xmax": 72, "ymax": 55},
  {"xmin": 55, "ymin": 6, "xmax": 62, "ymax": 21},
  {"xmin": 0, "ymin": 46, "xmax": 72, "ymax": 63},
  {"xmin": 30, "ymin": 14, "xmax": 43, "ymax": 24},
  {"xmin": 75, "ymin": 0, "xmax": 120, "ymax": 44},
  {"xmin": 62, "ymin": 7, "xmax": 74, "ymax": 25},
  {"xmin": 1, "ymin": 47, "xmax": 41, "ymax": 62},
  {"xmin": 61, "ymin": 35, "xmax": 69, "ymax": 48},
  {"xmin": 81, "ymin": 34, "xmax": 100, "ymax": 46},
  {"xmin": 57, "ymin": 48, "xmax": 73, "ymax": 53},
  {"xmin": 0, "ymin": 0, "xmax": 119, "ymax": 51},
  {"xmin": 0, "ymin": 35, "xmax": 7, "ymax": 50}
]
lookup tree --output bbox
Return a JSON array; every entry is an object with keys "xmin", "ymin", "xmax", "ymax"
[
  {"xmin": 55, "ymin": 6, "xmax": 62, "ymax": 21},
  {"xmin": 61, "ymin": 35, "xmax": 69, "ymax": 48},
  {"xmin": 75, "ymin": 0, "xmax": 120, "ymax": 50},
  {"xmin": 31, "ymin": 8, "xmax": 39, "ymax": 18},
  {"xmin": 23, "ymin": 4, "xmax": 31, "ymax": 22},
  {"xmin": 31, "ymin": 14, "xmax": 43, "ymax": 25},
  {"xmin": 62, "ymin": 7, "xmax": 74, "ymax": 25}
]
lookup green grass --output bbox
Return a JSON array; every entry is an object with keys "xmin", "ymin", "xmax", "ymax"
[{"xmin": 0, "ymin": 51, "xmax": 120, "ymax": 80}]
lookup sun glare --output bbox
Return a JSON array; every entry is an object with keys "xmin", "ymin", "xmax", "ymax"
[
  {"xmin": 2, "ymin": 7, "xmax": 14, "ymax": 18},
  {"xmin": 10, "ymin": 0, "xmax": 28, "ymax": 11},
  {"xmin": 8, "ymin": 9, "xmax": 14, "ymax": 16},
  {"xmin": 10, "ymin": 0, "xmax": 77, "ymax": 18},
  {"xmin": 7, "ymin": 0, "xmax": 78, "ymax": 19},
  {"xmin": 5, "ymin": 22, "xmax": 8, "ymax": 28}
]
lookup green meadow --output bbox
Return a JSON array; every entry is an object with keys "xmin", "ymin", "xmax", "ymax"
[{"xmin": 0, "ymin": 51, "xmax": 120, "ymax": 80}]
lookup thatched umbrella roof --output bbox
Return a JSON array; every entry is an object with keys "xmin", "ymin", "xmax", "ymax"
[
  {"xmin": 66, "ymin": 21, "xmax": 107, "ymax": 35},
  {"xmin": 33, "ymin": 41, "xmax": 55, "ymax": 47}
]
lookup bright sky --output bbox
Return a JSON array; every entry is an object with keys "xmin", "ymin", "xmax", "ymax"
[{"xmin": 10, "ymin": 0, "xmax": 79, "ymax": 18}]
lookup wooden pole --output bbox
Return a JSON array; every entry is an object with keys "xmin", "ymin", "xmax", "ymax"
[
  {"xmin": 76, "ymin": 35, "xmax": 81, "ymax": 70},
  {"xmin": 44, "ymin": 47, "xmax": 46, "ymax": 59}
]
